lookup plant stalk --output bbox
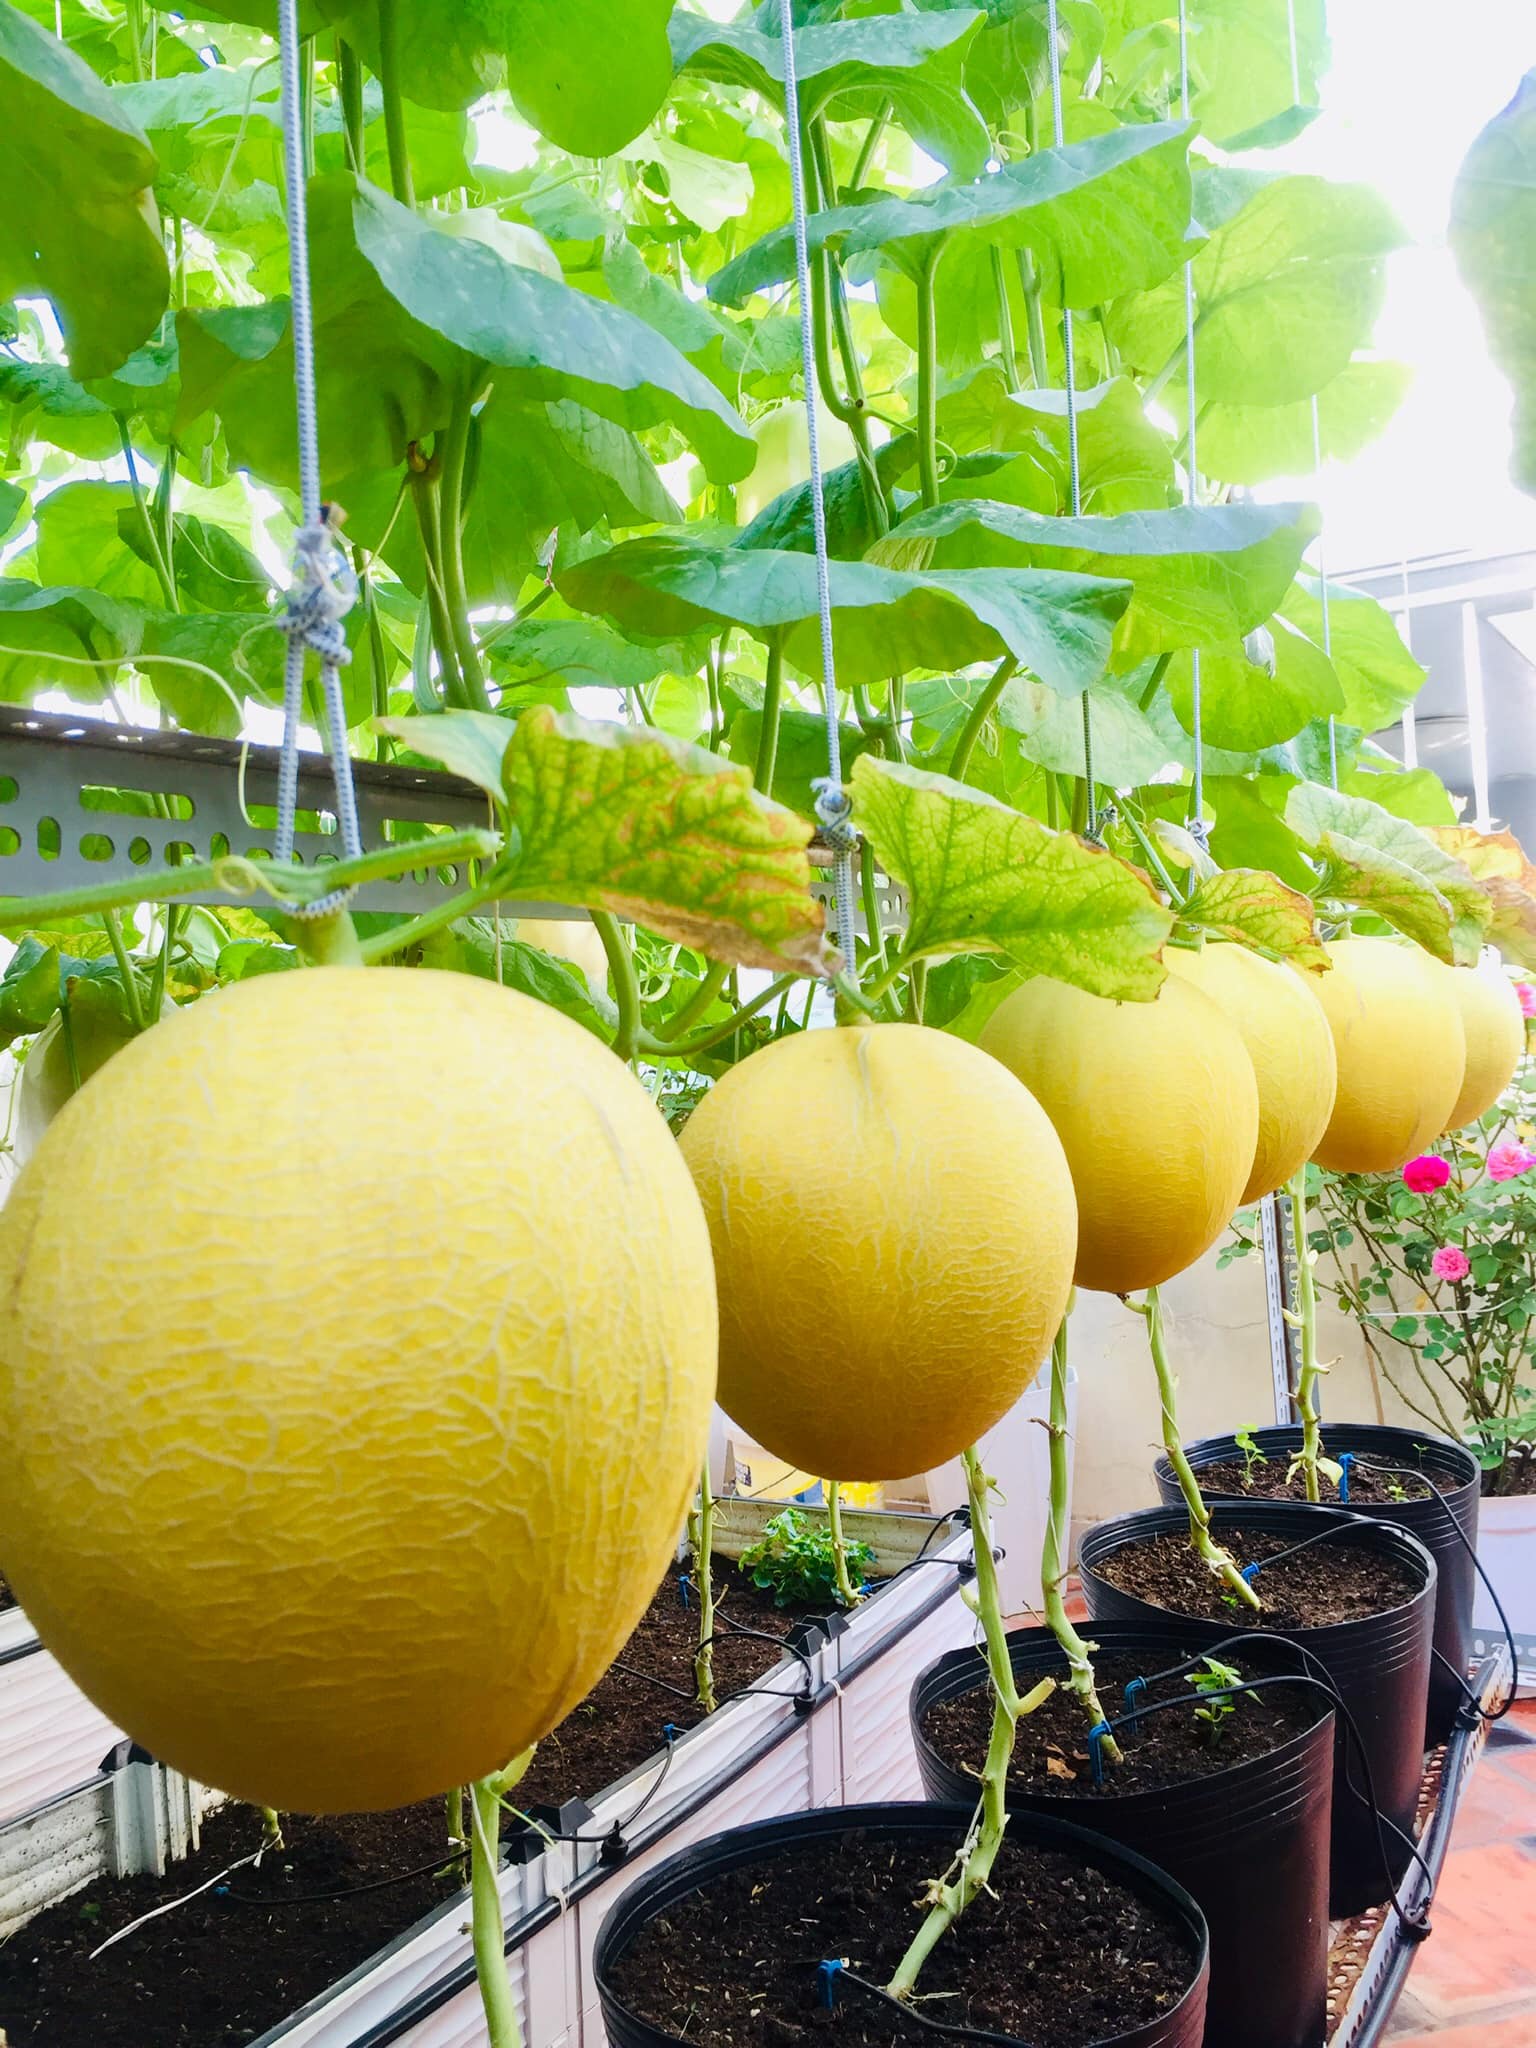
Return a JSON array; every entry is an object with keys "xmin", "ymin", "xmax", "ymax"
[
  {"xmin": 438, "ymin": 387, "xmax": 493, "ymax": 713},
  {"xmin": 948, "ymin": 657, "xmax": 1018, "ymax": 785},
  {"xmin": 886, "ymin": 1448, "xmax": 1049, "ymax": 1999},
  {"xmin": 688, "ymin": 1462, "xmax": 717, "ymax": 1712},
  {"xmin": 375, "ymin": 0, "xmax": 416, "ymax": 208},
  {"xmin": 826, "ymin": 1480, "xmax": 862, "ymax": 1607},
  {"xmin": 755, "ymin": 636, "xmax": 785, "ymax": 798},
  {"xmin": 446, "ymin": 1784, "xmax": 466, "ymax": 1853},
  {"xmin": 409, "ymin": 471, "xmax": 468, "ymax": 708},
  {"xmin": 100, "ymin": 910, "xmax": 146, "ymax": 1033},
  {"xmin": 337, "ymin": 36, "xmax": 367, "ymax": 174},
  {"xmin": 991, "ymin": 246, "xmax": 1021, "ymax": 394},
  {"xmin": 1041, "ymin": 1319, "xmax": 1121, "ymax": 1755},
  {"xmin": 1142, "ymin": 1288, "xmax": 1262, "ymax": 1609},
  {"xmin": 470, "ymin": 1775, "xmax": 523, "ymax": 2048},
  {"xmin": 593, "ymin": 912, "xmax": 641, "ymax": 1061},
  {"xmin": 915, "ymin": 249, "xmax": 944, "ymax": 509},
  {"xmin": 1289, "ymin": 1170, "xmax": 1324, "ymax": 1503}
]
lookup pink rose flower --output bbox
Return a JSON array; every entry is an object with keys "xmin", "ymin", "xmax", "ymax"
[
  {"xmin": 1487, "ymin": 1141, "xmax": 1536, "ymax": 1183},
  {"xmin": 1517, "ymin": 982, "xmax": 1536, "ymax": 1020},
  {"xmin": 1402, "ymin": 1154, "xmax": 1451, "ymax": 1193},
  {"xmin": 1431, "ymin": 1245, "xmax": 1471, "ymax": 1283}
]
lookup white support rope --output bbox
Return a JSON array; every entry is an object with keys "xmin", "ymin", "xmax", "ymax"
[
  {"xmin": 1046, "ymin": 0, "xmax": 1099, "ymax": 833},
  {"xmin": 779, "ymin": 1, "xmax": 860, "ymax": 968},
  {"xmin": 1175, "ymin": 0, "xmax": 1208, "ymax": 846},
  {"xmin": 274, "ymin": 0, "xmax": 362, "ymax": 917}
]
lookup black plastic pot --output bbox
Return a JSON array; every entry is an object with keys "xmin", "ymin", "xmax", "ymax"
[
  {"xmin": 912, "ymin": 1623, "xmax": 1333, "ymax": 2048},
  {"xmin": 1079, "ymin": 1503, "xmax": 1435, "ymax": 1918},
  {"xmin": 1154, "ymin": 1423, "xmax": 1480, "ymax": 1746},
  {"xmin": 595, "ymin": 1801, "xmax": 1210, "ymax": 2048}
]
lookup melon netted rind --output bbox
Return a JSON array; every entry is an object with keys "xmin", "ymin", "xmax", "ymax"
[
  {"xmin": 1165, "ymin": 944, "xmax": 1338, "ymax": 1204},
  {"xmin": 1441, "ymin": 962, "xmax": 1524, "ymax": 1133},
  {"xmin": 678, "ymin": 1022, "xmax": 1078, "ymax": 1482},
  {"xmin": 980, "ymin": 972, "xmax": 1259, "ymax": 1295},
  {"xmin": 1308, "ymin": 937, "xmax": 1467, "ymax": 1173},
  {"xmin": 0, "ymin": 968, "xmax": 718, "ymax": 1814}
]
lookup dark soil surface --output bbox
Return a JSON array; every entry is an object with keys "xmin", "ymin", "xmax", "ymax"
[
  {"xmin": 0, "ymin": 1554, "xmax": 831, "ymax": 2048},
  {"xmin": 1486, "ymin": 1452, "xmax": 1536, "ymax": 1497},
  {"xmin": 923, "ymin": 1652, "xmax": 1325, "ymax": 1799},
  {"xmin": 0, "ymin": 1573, "xmax": 14, "ymax": 1614},
  {"xmin": 1196, "ymin": 1456, "xmax": 1431, "ymax": 1506},
  {"xmin": 607, "ymin": 1824, "xmax": 1201, "ymax": 2048},
  {"xmin": 1095, "ymin": 1527, "xmax": 1422, "ymax": 1631}
]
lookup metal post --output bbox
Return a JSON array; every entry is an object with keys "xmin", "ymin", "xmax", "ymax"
[{"xmin": 1260, "ymin": 1191, "xmax": 1300, "ymax": 1426}]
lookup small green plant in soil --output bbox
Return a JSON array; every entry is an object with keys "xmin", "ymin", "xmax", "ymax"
[
  {"xmin": 1235, "ymin": 1426, "xmax": 1268, "ymax": 1486},
  {"xmin": 737, "ymin": 1508, "xmax": 875, "ymax": 1610},
  {"xmin": 1186, "ymin": 1657, "xmax": 1244, "ymax": 1746}
]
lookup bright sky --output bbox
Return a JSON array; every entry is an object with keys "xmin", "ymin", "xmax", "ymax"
[{"xmin": 1259, "ymin": 0, "xmax": 1536, "ymax": 575}]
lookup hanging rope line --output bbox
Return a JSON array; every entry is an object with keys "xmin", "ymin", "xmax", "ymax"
[
  {"xmin": 1045, "ymin": 0, "xmax": 1099, "ymax": 836},
  {"xmin": 274, "ymin": 0, "xmax": 362, "ymax": 919},
  {"xmin": 1174, "ymin": 0, "xmax": 1208, "ymax": 848},
  {"xmin": 778, "ymin": 0, "xmax": 860, "ymax": 971}
]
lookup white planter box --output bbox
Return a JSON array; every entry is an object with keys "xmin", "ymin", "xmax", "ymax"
[
  {"xmin": 1472, "ymin": 1491, "xmax": 1536, "ymax": 1690},
  {"xmin": 249, "ymin": 1523, "xmax": 981, "ymax": 2048},
  {"xmin": 0, "ymin": 1610, "xmax": 124, "ymax": 1824}
]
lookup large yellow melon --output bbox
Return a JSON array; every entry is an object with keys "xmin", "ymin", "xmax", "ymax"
[
  {"xmin": 678, "ymin": 1023, "xmax": 1077, "ymax": 1481},
  {"xmin": 1309, "ymin": 938, "xmax": 1466, "ymax": 1172},
  {"xmin": 1165, "ymin": 944, "xmax": 1338, "ymax": 1203},
  {"xmin": 1441, "ymin": 961, "xmax": 1524, "ymax": 1132},
  {"xmin": 980, "ymin": 974, "xmax": 1259, "ymax": 1294},
  {"xmin": 0, "ymin": 969, "xmax": 717, "ymax": 1814}
]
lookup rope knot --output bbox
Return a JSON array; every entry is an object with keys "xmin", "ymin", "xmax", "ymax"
[
  {"xmin": 811, "ymin": 776, "xmax": 859, "ymax": 854},
  {"xmin": 281, "ymin": 516, "xmax": 356, "ymax": 667},
  {"xmin": 1185, "ymin": 815, "xmax": 1211, "ymax": 852}
]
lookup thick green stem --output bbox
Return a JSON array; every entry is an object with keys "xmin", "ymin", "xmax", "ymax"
[
  {"xmin": 915, "ymin": 249, "xmax": 944, "ymax": 509},
  {"xmin": 470, "ymin": 1776, "xmax": 522, "ymax": 2048},
  {"xmin": 375, "ymin": 0, "xmax": 416, "ymax": 208},
  {"xmin": 154, "ymin": 445, "xmax": 179, "ymax": 611},
  {"xmin": 826, "ymin": 1480, "xmax": 862, "ymax": 1607},
  {"xmin": 886, "ymin": 1449, "xmax": 1049, "ymax": 2000},
  {"xmin": 804, "ymin": 119, "xmax": 889, "ymax": 537},
  {"xmin": 0, "ymin": 829, "xmax": 500, "ymax": 930},
  {"xmin": 655, "ymin": 959, "xmax": 731, "ymax": 1043},
  {"xmin": 849, "ymin": 100, "xmax": 892, "ymax": 188},
  {"xmin": 755, "ymin": 637, "xmax": 785, "ymax": 797},
  {"xmin": 991, "ymin": 246, "xmax": 1021, "ymax": 394},
  {"xmin": 446, "ymin": 1784, "xmax": 466, "ymax": 1852},
  {"xmin": 438, "ymin": 388, "xmax": 493, "ymax": 713},
  {"xmin": 292, "ymin": 910, "xmax": 366, "ymax": 967},
  {"xmin": 117, "ymin": 419, "xmax": 177, "ymax": 612},
  {"xmin": 101, "ymin": 910, "xmax": 146, "ymax": 1033},
  {"xmin": 357, "ymin": 866, "xmax": 517, "ymax": 963},
  {"xmin": 593, "ymin": 912, "xmax": 641, "ymax": 1061},
  {"xmin": 637, "ymin": 974, "xmax": 797, "ymax": 1062},
  {"xmin": 1142, "ymin": 1288, "xmax": 1263, "ymax": 1610},
  {"xmin": 337, "ymin": 35, "xmax": 366, "ymax": 173},
  {"xmin": 124, "ymin": 0, "xmax": 145, "ymax": 79},
  {"xmin": 409, "ymin": 472, "xmax": 467, "ymax": 706},
  {"xmin": 948, "ymin": 657, "xmax": 1018, "ymax": 785},
  {"xmin": 688, "ymin": 1464, "xmax": 717, "ymax": 1712},
  {"xmin": 1042, "ymin": 1320, "xmax": 1121, "ymax": 1755},
  {"xmin": 1289, "ymin": 1172, "xmax": 1324, "ymax": 1504}
]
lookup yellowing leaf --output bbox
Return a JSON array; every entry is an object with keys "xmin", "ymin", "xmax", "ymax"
[
  {"xmin": 1286, "ymin": 781, "xmax": 1491, "ymax": 965},
  {"xmin": 1427, "ymin": 824, "xmax": 1536, "ymax": 970},
  {"xmin": 1178, "ymin": 869, "xmax": 1328, "ymax": 969},
  {"xmin": 851, "ymin": 755, "xmax": 1172, "ymax": 999}
]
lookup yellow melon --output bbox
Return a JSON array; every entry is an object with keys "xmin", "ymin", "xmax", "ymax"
[
  {"xmin": 1165, "ymin": 944, "xmax": 1338, "ymax": 1203},
  {"xmin": 1440, "ymin": 961, "xmax": 1524, "ymax": 1131},
  {"xmin": 0, "ymin": 968, "xmax": 717, "ymax": 1813},
  {"xmin": 678, "ymin": 1022, "xmax": 1077, "ymax": 1481},
  {"xmin": 980, "ymin": 973, "xmax": 1259, "ymax": 1294},
  {"xmin": 1309, "ymin": 938, "xmax": 1466, "ymax": 1172}
]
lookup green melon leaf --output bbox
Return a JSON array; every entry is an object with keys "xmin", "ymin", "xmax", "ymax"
[
  {"xmin": 851, "ymin": 754, "xmax": 1172, "ymax": 996},
  {"xmin": 558, "ymin": 536, "xmax": 1131, "ymax": 693},
  {"xmin": 0, "ymin": 4, "xmax": 169, "ymax": 378},
  {"xmin": 1285, "ymin": 781, "xmax": 1492, "ymax": 965},
  {"xmin": 1279, "ymin": 576, "xmax": 1428, "ymax": 733},
  {"xmin": 1172, "ymin": 360, "xmax": 1412, "ymax": 487},
  {"xmin": 889, "ymin": 499, "xmax": 1317, "ymax": 658},
  {"xmin": 1165, "ymin": 615, "xmax": 1344, "ymax": 752},
  {"xmin": 710, "ymin": 122, "xmax": 1193, "ymax": 310},
  {"xmin": 1452, "ymin": 71, "xmax": 1536, "ymax": 497},
  {"xmin": 671, "ymin": 7, "xmax": 991, "ymax": 179}
]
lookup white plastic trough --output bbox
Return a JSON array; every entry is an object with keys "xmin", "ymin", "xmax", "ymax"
[
  {"xmin": 246, "ymin": 1517, "xmax": 980, "ymax": 2048},
  {"xmin": 0, "ymin": 1606, "xmax": 124, "ymax": 1825}
]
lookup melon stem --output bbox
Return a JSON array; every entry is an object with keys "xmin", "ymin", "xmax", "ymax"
[
  {"xmin": 826, "ymin": 1480, "xmax": 862, "ymax": 1607},
  {"xmin": 1041, "ymin": 1318, "xmax": 1121, "ymax": 1756},
  {"xmin": 471, "ymin": 1762, "xmax": 530, "ymax": 2048},
  {"xmin": 1141, "ymin": 1288, "xmax": 1263, "ymax": 1611},
  {"xmin": 293, "ymin": 909, "xmax": 365, "ymax": 967},
  {"xmin": 1288, "ymin": 1170, "xmax": 1324, "ymax": 1505},
  {"xmin": 885, "ymin": 1448, "xmax": 1052, "ymax": 2000},
  {"xmin": 688, "ymin": 1461, "xmax": 717, "ymax": 1713}
]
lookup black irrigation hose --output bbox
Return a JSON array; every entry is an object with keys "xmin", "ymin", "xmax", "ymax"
[
  {"xmin": 1228, "ymin": 1512, "xmax": 1385, "ymax": 1586},
  {"xmin": 1089, "ymin": 1663, "xmax": 1435, "ymax": 1939},
  {"xmin": 221, "ymin": 1853, "xmax": 459, "ymax": 1911},
  {"xmin": 827, "ymin": 1964, "xmax": 1035, "ymax": 2048},
  {"xmin": 503, "ymin": 1727, "xmax": 684, "ymax": 1854},
  {"xmin": 1344, "ymin": 1455, "xmax": 1518, "ymax": 1723}
]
